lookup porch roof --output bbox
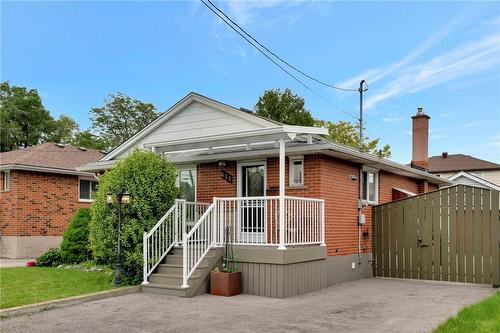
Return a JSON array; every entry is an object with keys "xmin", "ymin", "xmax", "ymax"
[{"xmin": 78, "ymin": 130, "xmax": 451, "ymax": 186}]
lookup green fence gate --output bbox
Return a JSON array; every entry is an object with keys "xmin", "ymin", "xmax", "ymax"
[{"xmin": 373, "ymin": 185, "xmax": 499, "ymax": 286}]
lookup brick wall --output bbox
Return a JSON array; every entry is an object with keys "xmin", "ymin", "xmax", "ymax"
[
  {"xmin": 193, "ymin": 154, "xmax": 437, "ymax": 257},
  {"xmin": 0, "ymin": 170, "xmax": 91, "ymax": 237}
]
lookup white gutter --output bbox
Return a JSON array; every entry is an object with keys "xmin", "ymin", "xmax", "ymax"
[{"xmin": 0, "ymin": 164, "xmax": 97, "ymax": 178}]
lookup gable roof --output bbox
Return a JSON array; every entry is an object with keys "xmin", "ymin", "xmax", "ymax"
[
  {"xmin": 428, "ymin": 154, "xmax": 500, "ymax": 173},
  {"xmin": 0, "ymin": 143, "xmax": 104, "ymax": 175},
  {"xmin": 447, "ymin": 171, "xmax": 500, "ymax": 191},
  {"xmin": 102, "ymin": 92, "xmax": 279, "ymax": 161}
]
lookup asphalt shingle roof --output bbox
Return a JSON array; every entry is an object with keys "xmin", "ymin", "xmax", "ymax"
[
  {"xmin": 0, "ymin": 143, "xmax": 105, "ymax": 172},
  {"xmin": 428, "ymin": 154, "xmax": 500, "ymax": 173}
]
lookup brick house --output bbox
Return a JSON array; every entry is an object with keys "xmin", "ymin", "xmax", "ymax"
[
  {"xmin": 80, "ymin": 92, "xmax": 450, "ymax": 297},
  {"xmin": 0, "ymin": 143, "xmax": 104, "ymax": 258}
]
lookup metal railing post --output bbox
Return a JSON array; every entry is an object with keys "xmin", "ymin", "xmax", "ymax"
[
  {"xmin": 212, "ymin": 197, "xmax": 218, "ymax": 246},
  {"xmin": 142, "ymin": 232, "xmax": 148, "ymax": 284},
  {"xmin": 321, "ymin": 200, "xmax": 326, "ymax": 246},
  {"xmin": 181, "ymin": 199, "xmax": 188, "ymax": 288},
  {"xmin": 174, "ymin": 199, "xmax": 179, "ymax": 246}
]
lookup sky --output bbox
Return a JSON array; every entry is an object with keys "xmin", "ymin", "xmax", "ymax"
[{"xmin": 2, "ymin": 1, "xmax": 499, "ymax": 164}]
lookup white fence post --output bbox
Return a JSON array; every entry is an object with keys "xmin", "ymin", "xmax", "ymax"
[
  {"xmin": 143, "ymin": 231, "xmax": 148, "ymax": 284},
  {"xmin": 212, "ymin": 197, "xmax": 218, "ymax": 246}
]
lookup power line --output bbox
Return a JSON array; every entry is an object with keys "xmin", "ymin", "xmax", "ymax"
[
  {"xmin": 205, "ymin": 0, "xmax": 358, "ymax": 93},
  {"xmin": 201, "ymin": 0, "xmax": 359, "ymax": 120}
]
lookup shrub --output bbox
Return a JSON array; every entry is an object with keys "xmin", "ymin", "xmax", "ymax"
[
  {"xmin": 61, "ymin": 208, "xmax": 92, "ymax": 263},
  {"xmin": 89, "ymin": 150, "xmax": 179, "ymax": 285},
  {"xmin": 36, "ymin": 248, "xmax": 63, "ymax": 267}
]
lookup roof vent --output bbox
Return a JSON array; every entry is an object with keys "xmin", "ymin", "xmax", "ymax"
[
  {"xmin": 55, "ymin": 143, "xmax": 65, "ymax": 148},
  {"xmin": 442, "ymin": 152, "xmax": 448, "ymax": 158},
  {"xmin": 78, "ymin": 147, "xmax": 87, "ymax": 151},
  {"xmin": 239, "ymin": 107, "xmax": 254, "ymax": 114}
]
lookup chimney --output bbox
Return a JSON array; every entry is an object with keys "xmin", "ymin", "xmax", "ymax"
[{"xmin": 411, "ymin": 107, "xmax": 430, "ymax": 170}]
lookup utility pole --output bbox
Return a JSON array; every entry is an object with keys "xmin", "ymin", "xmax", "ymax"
[{"xmin": 358, "ymin": 80, "xmax": 368, "ymax": 151}]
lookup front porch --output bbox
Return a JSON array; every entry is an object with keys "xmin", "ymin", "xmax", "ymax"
[{"xmin": 141, "ymin": 125, "xmax": 328, "ymax": 297}]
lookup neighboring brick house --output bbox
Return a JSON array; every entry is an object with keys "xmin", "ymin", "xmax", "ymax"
[
  {"xmin": 80, "ymin": 92, "xmax": 451, "ymax": 297},
  {"xmin": 0, "ymin": 143, "xmax": 104, "ymax": 258}
]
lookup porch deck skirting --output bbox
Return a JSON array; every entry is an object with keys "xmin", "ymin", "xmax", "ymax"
[{"xmin": 233, "ymin": 245, "xmax": 327, "ymax": 298}]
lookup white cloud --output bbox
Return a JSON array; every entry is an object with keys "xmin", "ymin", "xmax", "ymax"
[
  {"xmin": 225, "ymin": 0, "xmax": 304, "ymax": 27},
  {"xmin": 463, "ymin": 121, "xmax": 480, "ymax": 128},
  {"xmin": 383, "ymin": 116, "xmax": 404, "ymax": 123},
  {"xmin": 338, "ymin": 15, "xmax": 465, "ymax": 90},
  {"xmin": 364, "ymin": 32, "xmax": 500, "ymax": 109}
]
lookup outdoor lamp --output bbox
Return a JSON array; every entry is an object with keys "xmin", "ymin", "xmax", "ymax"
[
  {"xmin": 107, "ymin": 189, "xmax": 131, "ymax": 287},
  {"xmin": 121, "ymin": 191, "xmax": 131, "ymax": 205},
  {"xmin": 106, "ymin": 191, "xmax": 114, "ymax": 205}
]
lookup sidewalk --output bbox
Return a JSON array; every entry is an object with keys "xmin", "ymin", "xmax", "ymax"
[{"xmin": 0, "ymin": 258, "xmax": 33, "ymax": 268}]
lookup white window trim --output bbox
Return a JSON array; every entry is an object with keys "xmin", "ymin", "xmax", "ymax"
[
  {"xmin": 78, "ymin": 177, "xmax": 98, "ymax": 202},
  {"xmin": 362, "ymin": 166, "xmax": 379, "ymax": 205},
  {"xmin": 176, "ymin": 164, "xmax": 197, "ymax": 202},
  {"xmin": 3, "ymin": 171, "xmax": 10, "ymax": 192},
  {"xmin": 289, "ymin": 156, "xmax": 304, "ymax": 187}
]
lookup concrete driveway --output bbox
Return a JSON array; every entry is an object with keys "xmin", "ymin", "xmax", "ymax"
[{"xmin": 1, "ymin": 278, "xmax": 495, "ymax": 333}]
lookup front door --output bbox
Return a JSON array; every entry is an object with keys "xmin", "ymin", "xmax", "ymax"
[{"xmin": 239, "ymin": 163, "xmax": 265, "ymax": 243}]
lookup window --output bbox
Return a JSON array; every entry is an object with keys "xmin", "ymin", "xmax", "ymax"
[
  {"xmin": 177, "ymin": 168, "xmax": 196, "ymax": 202},
  {"xmin": 2, "ymin": 171, "xmax": 10, "ymax": 192},
  {"xmin": 289, "ymin": 157, "xmax": 304, "ymax": 187},
  {"xmin": 79, "ymin": 178, "xmax": 98, "ymax": 201},
  {"xmin": 361, "ymin": 168, "xmax": 378, "ymax": 204}
]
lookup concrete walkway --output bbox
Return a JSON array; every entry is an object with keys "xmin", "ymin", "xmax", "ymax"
[
  {"xmin": 0, "ymin": 258, "xmax": 32, "ymax": 268},
  {"xmin": 1, "ymin": 278, "xmax": 495, "ymax": 333}
]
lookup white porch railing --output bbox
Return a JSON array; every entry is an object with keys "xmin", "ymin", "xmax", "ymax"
[
  {"xmin": 180, "ymin": 196, "xmax": 325, "ymax": 288},
  {"xmin": 143, "ymin": 199, "xmax": 210, "ymax": 284}
]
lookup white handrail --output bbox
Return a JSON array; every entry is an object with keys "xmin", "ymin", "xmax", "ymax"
[
  {"xmin": 182, "ymin": 202, "xmax": 216, "ymax": 288},
  {"xmin": 143, "ymin": 199, "xmax": 210, "ymax": 285}
]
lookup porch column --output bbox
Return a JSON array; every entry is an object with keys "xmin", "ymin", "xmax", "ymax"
[{"xmin": 278, "ymin": 138, "xmax": 286, "ymax": 250}]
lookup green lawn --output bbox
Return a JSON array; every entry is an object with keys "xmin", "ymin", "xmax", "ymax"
[
  {"xmin": 0, "ymin": 267, "xmax": 114, "ymax": 309},
  {"xmin": 433, "ymin": 292, "xmax": 500, "ymax": 333}
]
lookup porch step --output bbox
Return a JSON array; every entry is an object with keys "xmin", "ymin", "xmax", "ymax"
[
  {"xmin": 142, "ymin": 247, "xmax": 223, "ymax": 298},
  {"xmin": 157, "ymin": 263, "xmax": 208, "ymax": 275}
]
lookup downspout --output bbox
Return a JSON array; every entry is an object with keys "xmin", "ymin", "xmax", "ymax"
[{"xmin": 358, "ymin": 167, "xmax": 363, "ymax": 265}]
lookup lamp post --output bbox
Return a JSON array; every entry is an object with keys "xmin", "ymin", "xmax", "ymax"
[{"xmin": 107, "ymin": 189, "xmax": 131, "ymax": 287}]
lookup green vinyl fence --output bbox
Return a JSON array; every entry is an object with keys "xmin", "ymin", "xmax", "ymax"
[{"xmin": 373, "ymin": 185, "xmax": 499, "ymax": 286}]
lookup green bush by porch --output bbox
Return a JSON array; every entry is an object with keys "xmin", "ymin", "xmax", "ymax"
[
  {"xmin": 61, "ymin": 207, "xmax": 92, "ymax": 263},
  {"xmin": 89, "ymin": 149, "xmax": 179, "ymax": 285},
  {"xmin": 0, "ymin": 267, "xmax": 113, "ymax": 309}
]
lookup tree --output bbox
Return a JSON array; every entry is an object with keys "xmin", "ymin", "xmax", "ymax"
[
  {"xmin": 89, "ymin": 150, "xmax": 180, "ymax": 284},
  {"xmin": 315, "ymin": 119, "xmax": 391, "ymax": 157},
  {"xmin": 90, "ymin": 93, "xmax": 158, "ymax": 150},
  {"xmin": 71, "ymin": 130, "xmax": 108, "ymax": 150},
  {"xmin": 46, "ymin": 115, "xmax": 80, "ymax": 144},
  {"xmin": 255, "ymin": 88, "xmax": 314, "ymax": 126},
  {"xmin": 0, "ymin": 81, "xmax": 52, "ymax": 152},
  {"xmin": 61, "ymin": 208, "xmax": 92, "ymax": 264}
]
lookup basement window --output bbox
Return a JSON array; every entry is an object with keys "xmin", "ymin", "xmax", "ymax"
[
  {"xmin": 361, "ymin": 167, "xmax": 378, "ymax": 205},
  {"xmin": 79, "ymin": 178, "xmax": 98, "ymax": 201},
  {"xmin": 289, "ymin": 157, "xmax": 304, "ymax": 187},
  {"xmin": 2, "ymin": 171, "xmax": 10, "ymax": 192}
]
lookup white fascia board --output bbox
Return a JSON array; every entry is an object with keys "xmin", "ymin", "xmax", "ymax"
[
  {"xmin": 448, "ymin": 171, "xmax": 500, "ymax": 191},
  {"xmin": 76, "ymin": 160, "xmax": 118, "ymax": 172},
  {"xmin": 0, "ymin": 164, "xmax": 97, "ymax": 178},
  {"xmin": 282, "ymin": 125, "xmax": 329, "ymax": 135},
  {"xmin": 322, "ymin": 142, "xmax": 452, "ymax": 185}
]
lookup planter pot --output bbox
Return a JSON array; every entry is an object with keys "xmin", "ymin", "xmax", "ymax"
[{"xmin": 210, "ymin": 271, "xmax": 241, "ymax": 296}]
